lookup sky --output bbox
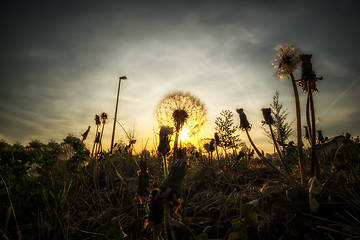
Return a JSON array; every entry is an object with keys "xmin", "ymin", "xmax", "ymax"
[{"xmin": 1, "ymin": 0, "xmax": 359, "ymax": 153}]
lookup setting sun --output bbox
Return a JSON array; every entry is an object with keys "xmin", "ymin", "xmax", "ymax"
[{"xmin": 178, "ymin": 125, "xmax": 191, "ymax": 142}]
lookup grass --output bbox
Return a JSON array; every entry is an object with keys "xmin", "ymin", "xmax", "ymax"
[{"xmin": 0, "ymin": 139, "xmax": 360, "ymax": 240}]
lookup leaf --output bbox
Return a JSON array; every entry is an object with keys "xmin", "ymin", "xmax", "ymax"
[
  {"xmin": 170, "ymin": 218, "xmax": 197, "ymax": 240},
  {"xmin": 240, "ymin": 204, "xmax": 257, "ymax": 227},
  {"xmin": 196, "ymin": 232, "xmax": 208, "ymax": 240},
  {"xmin": 107, "ymin": 217, "xmax": 128, "ymax": 240},
  {"xmin": 228, "ymin": 231, "xmax": 246, "ymax": 240}
]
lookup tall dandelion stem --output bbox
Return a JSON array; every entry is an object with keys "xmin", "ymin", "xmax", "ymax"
[
  {"xmin": 237, "ymin": 108, "xmax": 293, "ymax": 185},
  {"xmin": 244, "ymin": 129, "xmax": 292, "ymax": 184},
  {"xmin": 309, "ymin": 85, "xmax": 319, "ymax": 177},
  {"xmin": 290, "ymin": 72, "xmax": 306, "ymax": 185},
  {"xmin": 269, "ymin": 124, "xmax": 289, "ymax": 172}
]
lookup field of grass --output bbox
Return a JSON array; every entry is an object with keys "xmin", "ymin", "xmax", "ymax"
[{"xmin": 1, "ymin": 136, "xmax": 360, "ymax": 240}]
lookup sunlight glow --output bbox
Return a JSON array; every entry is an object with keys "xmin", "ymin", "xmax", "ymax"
[{"xmin": 179, "ymin": 126, "xmax": 191, "ymax": 142}]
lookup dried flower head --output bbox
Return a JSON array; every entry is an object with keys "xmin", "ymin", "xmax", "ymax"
[
  {"xmin": 273, "ymin": 44, "xmax": 301, "ymax": 78},
  {"xmin": 298, "ymin": 54, "xmax": 323, "ymax": 92},
  {"xmin": 236, "ymin": 108, "xmax": 251, "ymax": 131},
  {"xmin": 261, "ymin": 108, "xmax": 274, "ymax": 125},
  {"xmin": 101, "ymin": 112, "xmax": 108, "ymax": 124},
  {"xmin": 95, "ymin": 114, "xmax": 101, "ymax": 126},
  {"xmin": 158, "ymin": 126, "xmax": 173, "ymax": 156}
]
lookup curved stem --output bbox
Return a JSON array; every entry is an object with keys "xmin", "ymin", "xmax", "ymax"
[
  {"xmin": 269, "ymin": 124, "xmax": 289, "ymax": 173},
  {"xmin": 290, "ymin": 72, "xmax": 306, "ymax": 186},
  {"xmin": 245, "ymin": 129, "xmax": 293, "ymax": 185}
]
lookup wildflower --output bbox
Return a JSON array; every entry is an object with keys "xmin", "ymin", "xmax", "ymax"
[
  {"xmin": 158, "ymin": 126, "xmax": 173, "ymax": 156},
  {"xmin": 101, "ymin": 112, "xmax": 108, "ymax": 124},
  {"xmin": 298, "ymin": 54, "xmax": 323, "ymax": 92},
  {"xmin": 273, "ymin": 44, "xmax": 301, "ymax": 79},
  {"xmin": 262, "ymin": 108, "xmax": 289, "ymax": 173},
  {"xmin": 156, "ymin": 91, "xmax": 207, "ymax": 152},
  {"xmin": 95, "ymin": 114, "xmax": 101, "ymax": 126},
  {"xmin": 236, "ymin": 108, "xmax": 251, "ymax": 131},
  {"xmin": 273, "ymin": 44, "xmax": 306, "ymax": 185},
  {"xmin": 261, "ymin": 108, "xmax": 274, "ymax": 125}
]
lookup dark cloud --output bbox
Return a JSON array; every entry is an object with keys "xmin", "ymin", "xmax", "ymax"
[{"xmin": 1, "ymin": 0, "xmax": 359, "ymax": 147}]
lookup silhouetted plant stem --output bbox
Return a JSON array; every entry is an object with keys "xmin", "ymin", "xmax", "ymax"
[
  {"xmin": 96, "ymin": 124, "xmax": 105, "ymax": 156},
  {"xmin": 174, "ymin": 126, "xmax": 180, "ymax": 152},
  {"xmin": 91, "ymin": 128, "xmax": 99, "ymax": 158},
  {"xmin": 163, "ymin": 155, "xmax": 168, "ymax": 177},
  {"xmin": 308, "ymin": 85, "xmax": 319, "ymax": 177},
  {"xmin": 269, "ymin": 124, "xmax": 289, "ymax": 173},
  {"xmin": 91, "ymin": 115, "xmax": 101, "ymax": 158},
  {"xmin": 244, "ymin": 128, "xmax": 293, "ymax": 185},
  {"xmin": 290, "ymin": 72, "xmax": 306, "ymax": 186}
]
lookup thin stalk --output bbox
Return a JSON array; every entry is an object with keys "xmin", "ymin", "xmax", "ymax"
[
  {"xmin": 0, "ymin": 175, "xmax": 22, "ymax": 240},
  {"xmin": 244, "ymin": 129, "xmax": 294, "ymax": 185},
  {"xmin": 164, "ymin": 201, "xmax": 174, "ymax": 240},
  {"xmin": 96, "ymin": 123, "xmax": 105, "ymax": 156},
  {"xmin": 308, "ymin": 87, "xmax": 319, "ymax": 176},
  {"xmin": 91, "ymin": 125, "xmax": 100, "ymax": 157},
  {"xmin": 306, "ymin": 94, "xmax": 312, "ymax": 142},
  {"xmin": 174, "ymin": 127, "xmax": 180, "ymax": 152},
  {"xmin": 163, "ymin": 155, "xmax": 168, "ymax": 177},
  {"xmin": 290, "ymin": 72, "xmax": 306, "ymax": 186},
  {"xmin": 215, "ymin": 144, "xmax": 220, "ymax": 161},
  {"xmin": 269, "ymin": 124, "xmax": 290, "ymax": 173}
]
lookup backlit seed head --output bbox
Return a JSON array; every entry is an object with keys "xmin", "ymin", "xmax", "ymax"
[
  {"xmin": 156, "ymin": 91, "xmax": 207, "ymax": 138},
  {"xmin": 273, "ymin": 44, "xmax": 301, "ymax": 79}
]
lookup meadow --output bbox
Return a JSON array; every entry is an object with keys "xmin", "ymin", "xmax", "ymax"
[{"xmin": 1, "ymin": 45, "xmax": 360, "ymax": 240}]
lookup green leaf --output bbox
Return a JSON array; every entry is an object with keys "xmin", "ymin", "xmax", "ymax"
[
  {"xmin": 107, "ymin": 217, "xmax": 128, "ymax": 240},
  {"xmin": 196, "ymin": 233, "xmax": 208, "ymax": 240},
  {"xmin": 240, "ymin": 204, "xmax": 257, "ymax": 227}
]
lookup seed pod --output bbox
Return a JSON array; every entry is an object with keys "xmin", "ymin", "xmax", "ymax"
[
  {"xmin": 261, "ymin": 108, "xmax": 274, "ymax": 125},
  {"xmin": 214, "ymin": 132, "xmax": 220, "ymax": 145},
  {"xmin": 160, "ymin": 157, "xmax": 188, "ymax": 198},
  {"xmin": 236, "ymin": 108, "xmax": 251, "ymax": 130},
  {"xmin": 158, "ymin": 126, "xmax": 173, "ymax": 156},
  {"xmin": 148, "ymin": 189, "xmax": 164, "ymax": 225},
  {"xmin": 137, "ymin": 160, "xmax": 149, "ymax": 197}
]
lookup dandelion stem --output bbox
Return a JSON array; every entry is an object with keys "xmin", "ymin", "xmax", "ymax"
[
  {"xmin": 290, "ymin": 72, "xmax": 306, "ymax": 186},
  {"xmin": 244, "ymin": 129, "xmax": 293, "ymax": 185},
  {"xmin": 269, "ymin": 124, "xmax": 290, "ymax": 173},
  {"xmin": 308, "ymin": 85, "xmax": 319, "ymax": 177}
]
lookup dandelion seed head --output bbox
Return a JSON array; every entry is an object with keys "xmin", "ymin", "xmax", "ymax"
[
  {"xmin": 155, "ymin": 91, "xmax": 207, "ymax": 138},
  {"xmin": 273, "ymin": 44, "xmax": 301, "ymax": 79}
]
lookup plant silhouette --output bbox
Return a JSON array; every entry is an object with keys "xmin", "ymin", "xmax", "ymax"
[
  {"xmin": 155, "ymin": 91, "xmax": 206, "ymax": 154},
  {"xmin": 273, "ymin": 44, "xmax": 306, "ymax": 185}
]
